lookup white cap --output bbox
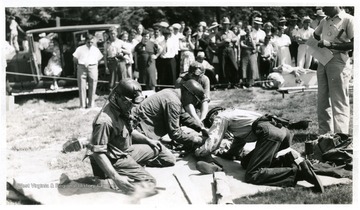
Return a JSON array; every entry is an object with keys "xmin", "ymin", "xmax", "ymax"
[{"xmin": 172, "ymin": 23, "xmax": 181, "ymax": 29}]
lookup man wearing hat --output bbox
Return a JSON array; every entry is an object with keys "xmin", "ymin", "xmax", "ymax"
[
  {"xmin": 157, "ymin": 28, "xmax": 178, "ymax": 85},
  {"xmin": 310, "ymin": 9, "xmax": 326, "ymax": 29},
  {"xmin": 216, "ymin": 17, "xmax": 238, "ymax": 87},
  {"xmin": 251, "ymin": 17, "xmax": 266, "ymax": 47},
  {"xmin": 134, "ymin": 30, "xmax": 162, "ymax": 91},
  {"xmin": 278, "ymin": 17, "xmax": 287, "ymax": 30},
  {"xmin": 194, "ymin": 21, "xmax": 209, "ymax": 58},
  {"xmin": 313, "ymin": 7, "xmax": 354, "ymax": 135},
  {"xmin": 88, "ymin": 79, "xmax": 175, "ymax": 195},
  {"xmin": 296, "ymin": 16, "xmax": 314, "ymax": 69},
  {"xmin": 172, "ymin": 23, "xmax": 184, "ymax": 76},
  {"xmin": 284, "ymin": 14, "xmax": 300, "ymax": 66}
]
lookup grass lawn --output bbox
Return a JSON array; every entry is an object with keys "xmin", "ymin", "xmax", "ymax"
[{"xmin": 6, "ymin": 87, "xmax": 353, "ymax": 204}]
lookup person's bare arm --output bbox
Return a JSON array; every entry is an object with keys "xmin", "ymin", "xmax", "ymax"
[{"xmin": 91, "ymin": 153, "xmax": 135, "ymax": 193}]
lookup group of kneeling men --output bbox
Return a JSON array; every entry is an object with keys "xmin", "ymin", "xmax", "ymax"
[{"xmin": 84, "ymin": 63, "xmax": 324, "ymax": 198}]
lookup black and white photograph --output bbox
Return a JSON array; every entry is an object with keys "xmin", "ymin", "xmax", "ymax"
[{"xmin": 1, "ymin": 0, "xmax": 358, "ymax": 206}]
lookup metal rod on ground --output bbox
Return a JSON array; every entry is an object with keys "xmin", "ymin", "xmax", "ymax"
[{"xmin": 173, "ymin": 172, "xmax": 204, "ymax": 204}]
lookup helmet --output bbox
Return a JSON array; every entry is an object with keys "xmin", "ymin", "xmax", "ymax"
[
  {"xmin": 181, "ymin": 79, "xmax": 205, "ymax": 103},
  {"xmin": 203, "ymin": 107, "xmax": 225, "ymax": 128},
  {"xmin": 113, "ymin": 79, "xmax": 144, "ymax": 104},
  {"xmin": 189, "ymin": 61, "xmax": 205, "ymax": 76}
]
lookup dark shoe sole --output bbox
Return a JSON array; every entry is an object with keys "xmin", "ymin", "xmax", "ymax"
[{"xmin": 305, "ymin": 160, "xmax": 324, "ymax": 193}]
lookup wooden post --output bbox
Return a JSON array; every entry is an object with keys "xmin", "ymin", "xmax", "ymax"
[{"xmin": 213, "ymin": 172, "xmax": 233, "ymax": 204}]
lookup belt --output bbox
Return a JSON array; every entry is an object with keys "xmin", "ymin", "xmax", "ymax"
[{"xmin": 78, "ymin": 64, "xmax": 97, "ymax": 66}]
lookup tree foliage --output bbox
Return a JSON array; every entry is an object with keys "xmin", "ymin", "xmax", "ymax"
[{"xmin": 5, "ymin": 6, "xmax": 354, "ymax": 36}]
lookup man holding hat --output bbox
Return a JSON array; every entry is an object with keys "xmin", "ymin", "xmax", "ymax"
[
  {"xmin": 296, "ymin": 16, "xmax": 314, "ymax": 69},
  {"xmin": 88, "ymin": 79, "xmax": 175, "ymax": 195}
]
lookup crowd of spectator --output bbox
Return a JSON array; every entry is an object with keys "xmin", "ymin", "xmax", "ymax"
[{"xmin": 101, "ymin": 7, "xmax": 328, "ymax": 90}]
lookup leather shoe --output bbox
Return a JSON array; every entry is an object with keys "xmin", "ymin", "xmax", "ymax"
[
  {"xmin": 196, "ymin": 161, "xmax": 223, "ymax": 174},
  {"xmin": 298, "ymin": 160, "xmax": 324, "ymax": 193}
]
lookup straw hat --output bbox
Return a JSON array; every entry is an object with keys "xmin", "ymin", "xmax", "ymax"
[
  {"xmin": 222, "ymin": 17, "xmax": 230, "ymax": 24},
  {"xmin": 253, "ymin": 17, "xmax": 263, "ymax": 24},
  {"xmin": 279, "ymin": 16, "xmax": 287, "ymax": 23}
]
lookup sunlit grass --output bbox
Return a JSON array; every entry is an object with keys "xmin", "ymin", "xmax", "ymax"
[{"xmin": 6, "ymin": 87, "xmax": 353, "ymax": 204}]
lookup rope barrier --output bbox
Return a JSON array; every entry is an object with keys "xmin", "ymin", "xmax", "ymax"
[{"xmin": 6, "ymin": 71, "xmax": 109, "ymax": 83}]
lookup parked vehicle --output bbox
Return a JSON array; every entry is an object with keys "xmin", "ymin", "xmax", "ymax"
[{"xmin": 6, "ymin": 24, "xmax": 120, "ymax": 96}]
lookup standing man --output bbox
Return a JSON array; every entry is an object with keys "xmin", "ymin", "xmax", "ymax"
[
  {"xmin": 296, "ymin": 16, "xmax": 314, "ymax": 69},
  {"xmin": 216, "ymin": 17, "xmax": 239, "ymax": 88},
  {"xmin": 134, "ymin": 30, "xmax": 162, "ymax": 91},
  {"xmin": 73, "ymin": 34, "xmax": 103, "ymax": 109},
  {"xmin": 9, "ymin": 16, "xmax": 25, "ymax": 52},
  {"xmin": 157, "ymin": 28, "xmax": 178, "ymax": 85},
  {"xmin": 88, "ymin": 79, "xmax": 175, "ymax": 195},
  {"xmin": 284, "ymin": 14, "xmax": 300, "ymax": 66},
  {"xmin": 314, "ymin": 7, "xmax": 354, "ymax": 135},
  {"xmin": 104, "ymin": 26, "xmax": 130, "ymax": 91}
]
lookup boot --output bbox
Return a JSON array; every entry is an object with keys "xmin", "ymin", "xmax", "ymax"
[{"xmin": 297, "ymin": 159, "xmax": 324, "ymax": 193}]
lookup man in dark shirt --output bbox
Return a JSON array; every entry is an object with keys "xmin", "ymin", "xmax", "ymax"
[
  {"xmin": 132, "ymin": 79, "xmax": 209, "ymax": 150},
  {"xmin": 134, "ymin": 30, "xmax": 162, "ymax": 91},
  {"xmin": 88, "ymin": 79, "xmax": 175, "ymax": 195}
]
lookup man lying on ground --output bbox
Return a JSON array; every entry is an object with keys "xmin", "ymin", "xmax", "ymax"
[{"xmin": 195, "ymin": 107, "xmax": 324, "ymax": 193}]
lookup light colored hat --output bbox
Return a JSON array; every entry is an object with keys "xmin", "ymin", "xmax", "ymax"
[
  {"xmin": 159, "ymin": 21, "xmax": 169, "ymax": 28},
  {"xmin": 264, "ymin": 22, "xmax": 273, "ymax": 28},
  {"xmin": 197, "ymin": 51, "xmax": 205, "ymax": 58},
  {"xmin": 279, "ymin": 16, "xmax": 287, "ymax": 23},
  {"xmin": 199, "ymin": 21, "xmax": 207, "ymax": 27},
  {"xmin": 39, "ymin": 33, "xmax": 46, "ymax": 38},
  {"xmin": 316, "ymin": 9, "xmax": 326, "ymax": 17},
  {"xmin": 222, "ymin": 17, "xmax": 230, "ymax": 24},
  {"xmin": 302, "ymin": 16, "xmax": 311, "ymax": 23},
  {"xmin": 208, "ymin": 22, "xmax": 219, "ymax": 30},
  {"xmin": 172, "ymin": 23, "xmax": 181, "ymax": 29},
  {"xmin": 253, "ymin": 17, "xmax": 263, "ymax": 24}
]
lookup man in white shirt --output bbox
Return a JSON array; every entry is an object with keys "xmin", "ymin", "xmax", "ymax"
[
  {"xmin": 157, "ymin": 28, "xmax": 178, "ymax": 85},
  {"xmin": 73, "ymin": 34, "xmax": 103, "ymax": 109},
  {"xmin": 314, "ymin": 7, "xmax": 354, "ymax": 135},
  {"xmin": 9, "ymin": 16, "xmax": 25, "ymax": 52},
  {"xmin": 296, "ymin": 16, "xmax": 315, "ymax": 69}
]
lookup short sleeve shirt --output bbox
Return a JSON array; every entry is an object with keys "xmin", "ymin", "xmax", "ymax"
[
  {"xmin": 91, "ymin": 103, "xmax": 132, "ymax": 159},
  {"xmin": 72, "ymin": 45, "xmax": 103, "ymax": 66},
  {"xmin": 314, "ymin": 10, "xmax": 354, "ymax": 44}
]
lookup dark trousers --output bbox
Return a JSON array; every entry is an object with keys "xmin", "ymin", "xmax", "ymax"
[
  {"xmin": 245, "ymin": 121, "xmax": 297, "ymax": 187},
  {"xmin": 156, "ymin": 57, "xmax": 176, "ymax": 85},
  {"xmin": 108, "ymin": 59, "xmax": 127, "ymax": 90},
  {"xmin": 90, "ymin": 144, "xmax": 175, "ymax": 183}
]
